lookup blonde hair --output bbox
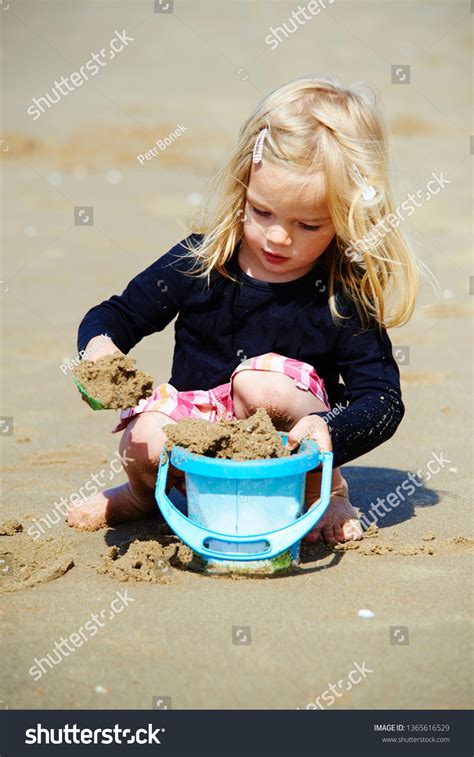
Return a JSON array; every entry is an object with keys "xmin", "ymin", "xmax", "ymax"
[{"xmin": 178, "ymin": 75, "xmax": 420, "ymax": 329}]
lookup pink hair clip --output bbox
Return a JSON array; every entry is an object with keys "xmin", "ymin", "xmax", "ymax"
[{"xmin": 252, "ymin": 127, "xmax": 267, "ymax": 164}]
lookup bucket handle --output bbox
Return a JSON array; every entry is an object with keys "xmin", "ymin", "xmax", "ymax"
[{"xmin": 155, "ymin": 447, "xmax": 333, "ymax": 562}]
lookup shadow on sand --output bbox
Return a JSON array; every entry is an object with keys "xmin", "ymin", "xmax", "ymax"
[{"xmin": 343, "ymin": 465, "xmax": 439, "ymax": 528}]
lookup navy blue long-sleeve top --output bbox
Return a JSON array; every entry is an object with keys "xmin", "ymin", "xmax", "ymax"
[{"xmin": 77, "ymin": 234, "xmax": 405, "ymax": 468}]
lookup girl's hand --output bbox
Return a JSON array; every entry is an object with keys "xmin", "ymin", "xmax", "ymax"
[
  {"xmin": 285, "ymin": 414, "xmax": 332, "ymax": 456},
  {"xmin": 84, "ymin": 335, "xmax": 123, "ymax": 363},
  {"xmin": 75, "ymin": 336, "xmax": 123, "ymax": 410}
]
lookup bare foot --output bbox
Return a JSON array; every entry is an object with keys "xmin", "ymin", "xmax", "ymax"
[
  {"xmin": 303, "ymin": 469, "xmax": 363, "ymax": 545},
  {"xmin": 66, "ymin": 483, "xmax": 157, "ymax": 532}
]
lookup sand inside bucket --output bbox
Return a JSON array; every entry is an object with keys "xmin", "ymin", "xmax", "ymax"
[
  {"xmin": 74, "ymin": 354, "xmax": 154, "ymax": 409},
  {"xmin": 162, "ymin": 408, "xmax": 295, "ymax": 576},
  {"xmin": 163, "ymin": 407, "xmax": 291, "ymax": 461}
]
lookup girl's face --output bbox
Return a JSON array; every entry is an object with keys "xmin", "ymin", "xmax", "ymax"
[{"xmin": 239, "ymin": 162, "xmax": 336, "ymax": 283}]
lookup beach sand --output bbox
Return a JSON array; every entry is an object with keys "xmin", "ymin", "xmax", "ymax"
[{"xmin": 1, "ymin": 1, "xmax": 472, "ymax": 709}]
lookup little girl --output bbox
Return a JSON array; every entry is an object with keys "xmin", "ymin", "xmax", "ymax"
[{"xmin": 68, "ymin": 75, "xmax": 418, "ymax": 544}]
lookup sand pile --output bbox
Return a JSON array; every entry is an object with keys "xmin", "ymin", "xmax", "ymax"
[
  {"xmin": 0, "ymin": 527, "xmax": 75, "ymax": 592},
  {"xmin": 74, "ymin": 354, "xmax": 154, "ymax": 409},
  {"xmin": 164, "ymin": 407, "xmax": 290, "ymax": 461},
  {"xmin": 0, "ymin": 519, "xmax": 23, "ymax": 536},
  {"xmin": 97, "ymin": 538, "xmax": 200, "ymax": 583}
]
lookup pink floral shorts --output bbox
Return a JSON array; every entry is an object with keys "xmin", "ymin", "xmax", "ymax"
[{"xmin": 112, "ymin": 352, "xmax": 329, "ymax": 434}]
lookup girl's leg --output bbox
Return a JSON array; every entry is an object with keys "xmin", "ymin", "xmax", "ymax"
[
  {"xmin": 231, "ymin": 369, "xmax": 363, "ymax": 544},
  {"xmin": 66, "ymin": 411, "xmax": 176, "ymax": 531}
]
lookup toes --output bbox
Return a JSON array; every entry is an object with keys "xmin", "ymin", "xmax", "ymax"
[
  {"xmin": 65, "ymin": 511, "xmax": 79, "ymax": 526},
  {"xmin": 66, "ymin": 514, "xmax": 83, "ymax": 529},
  {"xmin": 304, "ymin": 527, "xmax": 322, "ymax": 543},
  {"xmin": 333, "ymin": 523, "xmax": 346, "ymax": 543},
  {"xmin": 322, "ymin": 525, "xmax": 337, "ymax": 545}
]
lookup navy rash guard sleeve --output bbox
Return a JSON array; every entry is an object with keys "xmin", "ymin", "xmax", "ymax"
[
  {"xmin": 309, "ymin": 302, "xmax": 405, "ymax": 468},
  {"xmin": 77, "ymin": 247, "xmax": 184, "ymax": 355}
]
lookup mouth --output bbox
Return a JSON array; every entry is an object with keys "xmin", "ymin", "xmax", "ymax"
[{"xmin": 262, "ymin": 249, "xmax": 288, "ymax": 264}]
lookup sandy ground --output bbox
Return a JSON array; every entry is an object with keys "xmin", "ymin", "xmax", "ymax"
[{"xmin": 1, "ymin": 1, "xmax": 472, "ymax": 710}]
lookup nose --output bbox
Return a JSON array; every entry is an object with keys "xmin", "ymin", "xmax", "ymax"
[{"xmin": 265, "ymin": 226, "xmax": 292, "ymax": 246}]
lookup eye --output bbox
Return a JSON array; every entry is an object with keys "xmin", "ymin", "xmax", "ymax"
[
  {"xmin": 250, "ymin": 204, "xmax": 271, "ymax": 217},
  {"xmin": 300, "ymin": 223, "xmax": 322, "ymax": 231},
  {"xmin": 249, "ymin": 203, "xmax": 322, "ymax": 230}
]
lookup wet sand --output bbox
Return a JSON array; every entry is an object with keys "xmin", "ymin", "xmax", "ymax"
[
  {"xmin": 74, "ymin": 354, "xmax": 154, "ymax": 410},
  {"xmin": 164, "ymin": 407, "xmax": 291, "ymax": 460},
  {"xmin": 1, "ymin": 2, "xmax": 472, "ymax": 710}
]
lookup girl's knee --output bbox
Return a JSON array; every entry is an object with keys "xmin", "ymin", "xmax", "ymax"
[
  {"xmin": 232, "ymin": 364, "xmax": 329, "ymax": 427},
  {"xmin": 232, "ymin": 370, "xmax": 297, "ymax": 429},
  {"xmin": 232, "ymin": 370, "xmax": 293, "ymax": 409},
  {"xmin": 119, "ymin": 412, "xmax": 172, "ymax": 468}
]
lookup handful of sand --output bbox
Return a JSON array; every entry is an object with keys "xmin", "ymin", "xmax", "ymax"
[
  {"xmin": 164, "ymin": 407, "xmax": 291, "ymax": 461},
  {"xmin": 73, "ymin": 354, "xmax": 154, "ymax": 410}
]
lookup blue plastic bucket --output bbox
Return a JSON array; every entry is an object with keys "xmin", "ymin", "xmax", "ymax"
[{"xmin": 155, "ymin": 433, "xmax": 333, "ymax": 574}]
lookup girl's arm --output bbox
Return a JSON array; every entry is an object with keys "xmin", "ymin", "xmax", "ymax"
[
  {"xmin": 77, "ymin": 241, "xmax": 190, "ymax": 355},
  {"xmin": 309, "ymin": 307, "xmax": 405, "ymax": 468}
]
